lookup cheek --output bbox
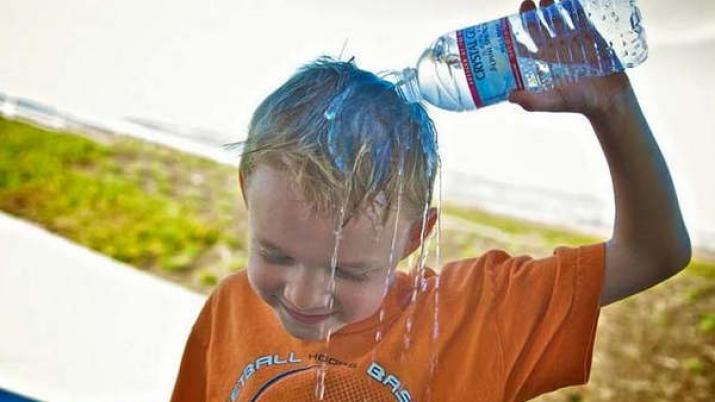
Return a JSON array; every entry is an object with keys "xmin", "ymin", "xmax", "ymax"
[
  {"xmin": 246, "ymin": 254, "xmax": 284, "ymax": 301},
  {"xmin": 336, "ymin": 276, "xmax": 390, "ymax": 321}
]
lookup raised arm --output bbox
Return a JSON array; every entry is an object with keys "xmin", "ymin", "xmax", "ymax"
[
  {"xmin": 509, "ymin": 0, "xmax": 692, "ymax": 307},
  {"xmin": 582, "ymin": 79, "xmax": 691, "ymax": 306}
]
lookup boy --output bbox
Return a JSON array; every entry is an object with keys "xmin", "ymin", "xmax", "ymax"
[{"xmin": 171, "ymin": 1, "xmax": 691, "ymax": 400}]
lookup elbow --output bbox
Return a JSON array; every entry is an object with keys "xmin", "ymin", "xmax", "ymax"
[
  {"xmin": 641, "ymin": 226, "xmax": 692, "ymax": 277},
  {"xmin": 666, "ymin": 229, "xmax": 693, "ymax": 274},
  {"xmin": 675, "ymin": 240, "xmax": 692, "ymax": 272}
]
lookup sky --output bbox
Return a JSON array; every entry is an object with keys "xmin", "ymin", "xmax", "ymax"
[{"xmin": 1, "ymin": 0, "xmax": 714, "ymax": 247}]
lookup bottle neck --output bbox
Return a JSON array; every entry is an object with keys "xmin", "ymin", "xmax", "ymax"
[{"xmin": 391, "ymin": 68, "xmax": 422, "ymax": 104}]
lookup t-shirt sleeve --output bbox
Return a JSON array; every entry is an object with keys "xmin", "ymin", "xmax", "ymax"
[
  {"xmin": 170, "ymin": 292, "xmax": 215, "ymax": 402},
  {"xmin": 492, "ymin": 243, "xmax": 606, "ymax": 402}
]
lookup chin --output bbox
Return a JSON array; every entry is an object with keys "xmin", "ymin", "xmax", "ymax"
[
  {"xmin": 277, "ymin": 313, "xmax": 346, "ymax": 341},
  {"xmin": 283, "ymin": 325, "xmax": 327, "ymax": 341}
]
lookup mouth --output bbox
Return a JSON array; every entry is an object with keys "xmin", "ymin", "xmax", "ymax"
[{"xmin": 278, "ymin": 300, "xmax": 335, "ymax": 325}]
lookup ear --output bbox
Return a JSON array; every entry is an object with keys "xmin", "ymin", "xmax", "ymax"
[
  {"xmin": 239, "ymin": 171, "xmax": 249, "ymax": 207},
  {"xmin": 401, "ymin": 207, "xmax": 438, "ymax": 259}
]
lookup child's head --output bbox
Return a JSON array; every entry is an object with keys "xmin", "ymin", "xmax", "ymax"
[{"xmin": 236, "ymin": 56, "xmax": 439, "ymax": 340}]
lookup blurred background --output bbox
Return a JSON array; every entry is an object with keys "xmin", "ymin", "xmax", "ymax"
[{"xmin": 0, "ymin": 0, "xmax": 713, "ymax": 401}]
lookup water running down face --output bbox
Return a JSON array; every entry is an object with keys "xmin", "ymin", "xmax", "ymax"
[{"xmin": 244, "ymin": 164, "xmax": 435, "ymax": 340}]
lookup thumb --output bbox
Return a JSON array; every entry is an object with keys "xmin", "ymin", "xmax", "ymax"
[{"xmin": 508, "ymin": 90, "xmax": 565, "ymax": 112}]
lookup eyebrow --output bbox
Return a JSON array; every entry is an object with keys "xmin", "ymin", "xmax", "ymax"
[{"xmin": 256, "ymin": 238, "xmax": 374, "ymax": 272}]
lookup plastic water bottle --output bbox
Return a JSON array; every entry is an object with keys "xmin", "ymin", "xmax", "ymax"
[{"xmin": 390, "ymin": 0, "xmax": 647, "ymax": 111}]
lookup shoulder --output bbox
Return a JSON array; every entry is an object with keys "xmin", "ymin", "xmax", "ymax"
[
  {"xmin": 441, "ymin": 244, "xmax": 605, "ymax": 275},
  {"xmin": 216, "ymin": 269, "xmax": 252, "ymax": 295},
  {"xmin": 438, "ymin": 243, "xmax": 605, "ymax": 300},
  {"xmin": 434, "ymin": 249, "xmax": 519, "ymax": 306},
  {"xmin": 202, "ymin": 270, "xmax": 259, "ymax": 315},
  {"xmin": 441, "ymin": 248, "xmax": 530, "ymax": 274},
  {"xmin": 439, "ymin": 249, "xmax": 523, "ymax": 285}
]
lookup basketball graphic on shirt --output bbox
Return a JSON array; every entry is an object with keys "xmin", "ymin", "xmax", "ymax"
[{"xmin": 245, "ymin": 365, "xmax": 399, "ymax": 402}]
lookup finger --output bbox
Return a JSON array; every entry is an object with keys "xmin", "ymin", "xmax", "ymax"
[
  {"xmin": 515, "ymin": 1, "xmax": 538, "ymax": 55},
  {"xmin": 568, "ymin": 0, "xmax": 592, "ymax": 30},
  {"xmin": 508, "ymin": 89, "xmax": 567, "ymax": 113},
  {"xmin": 566, "ymin": 5, "xmax": 616, "ymax": 76},
  {"xmin": 558, "ymin": 0, "xmax": 599, "ymax": 77},
  {"xmin": 560, "ymin": 0, "xmax": 588, "ymax": 62},
  {"xmin": 548, "ymin": 1, "xmax": 601, "ymax": 84},
  {"xmin": 543, "ymin": 2, "xmax": 575, "ymax": 83},
  {"xmin": 526, "ymin": 5, "xmax": 560, "ymax": 87},
  {"xmin": 542, "ymin": 0, "xmax": 565, "ymax": 37},
  {"xmin": 519, "ymin": 0, "xmax": 536, "ymax": 14},
  {"xmin": 541, "ymin": 0, "xmax": 563, "ymax": 41},
  {"xmin": 581, "ymin": 30, "xmax": 605, "ymax": 75},
  {"xmin": 520, "ymin": 2, "xmax": 547, "ymax": 55},
  {"xmin": 566, "ymin": 0, "xmax": 617, "ymax": 74}
]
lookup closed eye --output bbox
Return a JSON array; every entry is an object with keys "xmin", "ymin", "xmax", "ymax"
[
  {"xmin": 258, "ymin": 244, "xmax": 370, "ymax": 282},
  {"xmin": 335, "ymin": 267, "xmax": 370, "ymax": 282},
  {"xmin": 259, "ymin": 248, "xmax": 294, "ymax": 265}
]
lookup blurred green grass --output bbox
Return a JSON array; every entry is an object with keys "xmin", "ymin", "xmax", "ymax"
[
  {"xmin": 442, "ymin": 204, "xmax": 603, "ymax": 246},
  {"xmin": 0, "ymin": 117, "xmax": 248, "ymax": 287}
]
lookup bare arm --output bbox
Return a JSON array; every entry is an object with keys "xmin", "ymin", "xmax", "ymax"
[
  {"xmin": 586, "ymin": 79, "xmax": 691, "ymax": 306},
  {"xmin": 510, "ymin": 0, "xmax": 692, "ymax": 307}
]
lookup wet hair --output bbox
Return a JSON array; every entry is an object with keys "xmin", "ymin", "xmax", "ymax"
[{"xmin": 229, "ymin": 56, "xmax": 439, "ymax": 224}]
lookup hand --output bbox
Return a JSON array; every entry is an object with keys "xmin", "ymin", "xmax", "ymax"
[{"xmin": 508, "ymin": 0, "xmax": 635, "ymax": 119}]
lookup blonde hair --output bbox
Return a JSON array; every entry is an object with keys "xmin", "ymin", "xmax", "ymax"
[{"xmin": 231, "ymin": 56, "xmax": 439, "ymax": 224}]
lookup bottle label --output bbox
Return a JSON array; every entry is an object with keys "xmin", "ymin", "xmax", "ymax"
[{"xmin": 456, "ymin": 18, "xmax": 525, "ymax": 108}]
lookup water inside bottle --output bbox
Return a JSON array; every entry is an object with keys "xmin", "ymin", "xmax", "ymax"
[{"xmin": 391, "ymin": 0, "xmax": 647, "ymax": 111}]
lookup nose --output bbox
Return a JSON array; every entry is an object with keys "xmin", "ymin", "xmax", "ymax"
[{"xmin": 282, "ymin": 264, "xmax": 334, "ymax": 312}]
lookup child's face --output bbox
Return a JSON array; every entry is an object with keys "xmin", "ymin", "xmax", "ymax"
[{"xmin": 244, "ymin": 164, "xmax": 415, "ymax": 340}]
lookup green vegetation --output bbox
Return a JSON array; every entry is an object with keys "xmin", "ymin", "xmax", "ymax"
[
  {"xmin": 698, "ymin": 313, "xmax": 715, "ymax": 333},
  {"xmin": 684, "ymin": 259, "xmax": 715, "ymax": 279},
  {"xmin": 0, "ymin": 117, "xmax": 248, "ymax": 289},
  {"xmin": 442, "ymin": 203, "xmax": 604, "ymax": 246},
  {"xmin": 683, "ymin": 357, "xmax": 705, "ymax": 375}
]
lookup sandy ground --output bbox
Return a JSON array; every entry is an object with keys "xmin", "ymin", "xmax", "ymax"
[{"xmin": 0, "ymin": 212, "xmax": 205, "ymax": 402}]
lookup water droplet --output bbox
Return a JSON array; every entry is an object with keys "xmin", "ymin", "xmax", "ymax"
[
  {"xmin": 372, "ymin": 165, "xmax": 406, "ymax": 363},
  {"xmin": 315, "ymin": 368, "xmax": 327, "ymax": 400},
  {"xmin": 630, "ymin": 6, "xmax": 643, "ymax": 30},
  {"xmin": 324, "ymin": 86, "xmax": 354, "ymax": 121},
  {"xmin": 316, "ymin": 181, "xmax": 352, "ymax": 400}
]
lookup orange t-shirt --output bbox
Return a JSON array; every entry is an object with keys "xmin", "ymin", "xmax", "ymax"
[{"xmin": 171, "ymin": 242, "xmax": 605, "ymax": 402}]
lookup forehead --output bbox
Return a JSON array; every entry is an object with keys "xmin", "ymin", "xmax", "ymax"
[{"xmin": 246, "ymin": 165, "xmax": 409, "ymax": 265}]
